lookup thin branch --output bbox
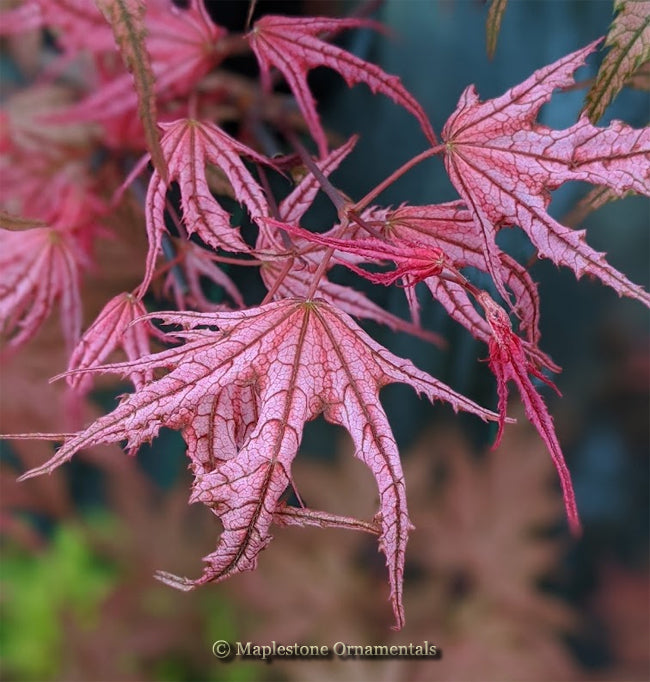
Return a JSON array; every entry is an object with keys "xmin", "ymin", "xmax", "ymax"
[
  {"xmin": 283, "ymin": 128, "xmax": 349, "ymax": 217},
  {"xmin": 353, "ymin": 144, "xmax": 445, "ymax": 212},
  {"xmin": 261, "ymin": 258, "xmax": 294, "ymax": 305}
]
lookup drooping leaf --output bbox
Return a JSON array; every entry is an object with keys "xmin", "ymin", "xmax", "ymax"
[
  {"xmin": 66, "ymin": 292, "xmax": 153, "ymax": 394},
  {"xmin": 336, "ymin": 202, "xmax": 549, "ymax": 366},
  {"xmin": 442, "ymin": 41, "xmax": 650, "ymax": 307},
  {"xmin": 477, "ymin": 292, "xmax": 580, "ymax": 536},
  {"xmin": 0, "ymin": 225, "xmax": 84, "ymax": 354},
  {"xmin": 95, "ymin": 0, "xmax": 167, "ymax": 182},
  {"xmin": 486, "ymin": 0, "xmax": 508, "ymax": 59},
  {"xmin": 247, "ymin": 15, "xmax": 436, "ymax": 156},
  {"xmin": 379, "ymin": 202, "xmax": 545, "ymax": 348},
  {"xmin": 18, "ymin": 299, "xmax": 499, "ymax": 628},
  {"xmin": 141, "ymin": 118, "xmax": 271, "ymax": 295},
  {"xmin": 269, "ymin": 218, "xmax": 446, "ymax": 286},
  {"xmin": 584, "ymin": 0, "xmax": 650, "ymax": 122}
]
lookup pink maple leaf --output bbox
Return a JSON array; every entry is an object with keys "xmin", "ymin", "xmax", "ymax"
[
  {"xmin": 269, "ymin": 218, "xmax": 446, "ymax": 286},
  {"xmin": 51, "ymin": 0, "xmax": 226, "ymax": 124},
  {"xmin": 442, "ymin": 40, "xmax": 650, "ymax": 306},
  {"xmin": 477, "ymin": 292, "xmax": 580, "ymax": 536},
  {"xmin": 66, "ymin": 292, "xmax": 154, "ymax": 394},
  {"xmin": 17, "ymin": 299, "xmax": 499, "ymax": 628},
  {"xmin": 141, "ymin": 118, "xmax": 271, "ymax": 295},
  {"xmin": 0, "ymin": 183, "xmax": 102, "ymax": 354},
  {"xmin": 0, "ymin": 1, "xmax": 113, "ymax": 52},
  {"xmin": 0, "ymin": 225, "xmax": 85, "ymax": 354},
  {"xmin": 371, "ymin": 202, "xmax": 555, "ymax": 372},
  {"xmin": 384, "ymin": 202, "xmax": 544, "ymax": 344},
  {"xmin": 248, "ymin": 15, "xmax": 436, "ymax": 156}
]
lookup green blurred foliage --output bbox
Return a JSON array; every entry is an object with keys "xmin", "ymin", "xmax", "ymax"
[
  {"xmin": 1, "ymin": 523, "xmax": 116, "ymax": 681},
  {"xmin": 0, "ymin": 517, "xmax": 259, "ymax": 682}
]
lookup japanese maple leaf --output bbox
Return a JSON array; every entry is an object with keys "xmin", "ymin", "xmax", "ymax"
[
  {"xmin": 442, "ymin": 40, "xmax": 650, "ymax": 307},
  {"xmin": 50, "ymin": 0, "xmax": 226, "ymax": 124},
  {"xmin": 18, "ymin": 299, "xmax": 498, "ymax": 628},
  {"xmin": 383, "ymin": 202, "xmax": 544, "ymax": 346},
  {"xmin": 0, "ymin": 182, "xmax": 102, "ymax": 354},
  {"xmin": 477, "ymin": 292, "xmax": 580, "ymax": 536},
  {"xmin": 269, "ymin": 218, "xmax": 446, "ymax": 286},
  {"xmin": 141, "ymin": 118, "xmax": 271, "ymax": 294},
  {"xmin": 248, "ymin": 15, "xmax": 436, "ymax": 156},
  {"xmin": 0, "ymin": 225, "xmax": 85, "ymax": 354},
  {"xmin": 66, "ymin": 292, "xmax": 154, "ymax": 394},
  {"xmin": 370, "ymin": 202, "xmax": 555, "ymax": 373}
]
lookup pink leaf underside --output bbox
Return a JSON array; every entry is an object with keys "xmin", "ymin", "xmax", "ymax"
[
  {"xmin": 66, "ymin": 292, "xmax": 152, "ymax": 393},
  {"xmin": 0, "ymin": 1, "xmax": 114, "ymax": 51},
  {"xmin": 270, "ymin": 218, "xmax": 446, "ymax": 286},
  {"xmin": 478, "ymin": 292, "xmax": 580, "ymax": 536},
  {"xmin": 142, "ymin": 118, "xmax": 271, "ymax": 294},
  {"xmin": 248, "ymin": 15, "xmax": 436, "ymax": 156},
  {"xmin": 18, "ymin": 299, "xmax": 499, "ymax": 629},
  {"xmin": 383, "ymin": 203, "xmax": 550, "ymax": 362},
  {"xmin": 441, "ymin": 40, "xmax": 650, "ymax": 307},
  {"xmin": 259, "ymin": 250, "xmax": 445, "ymax": 346},
  {"xmin": 45, "ymin": 1, "xmax": 225, "ymax": 122},
  {"xmin": 0, "ymin": 226, "xmax": 82, "ymax": 353}
]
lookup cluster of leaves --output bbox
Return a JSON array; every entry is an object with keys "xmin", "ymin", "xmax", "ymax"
[{"xmin": 1, "ymin": 0, "xmax": 649, "ymax": 628}]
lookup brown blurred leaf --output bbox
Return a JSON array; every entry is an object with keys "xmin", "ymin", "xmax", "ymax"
[
  {"xmin": 223, "ymin": 407, "xmax": 582, "ymax": 681},
  {"xmin": 584, "ymin": 0, "xmax": 650, "ymax": 122},
  {"xmin": 486, "ymin": 0, "xmax": 507, "ymax": 59},
  {"xmin": 589, "ymin": 561, "xmax": 650, "ymax": 680}
]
